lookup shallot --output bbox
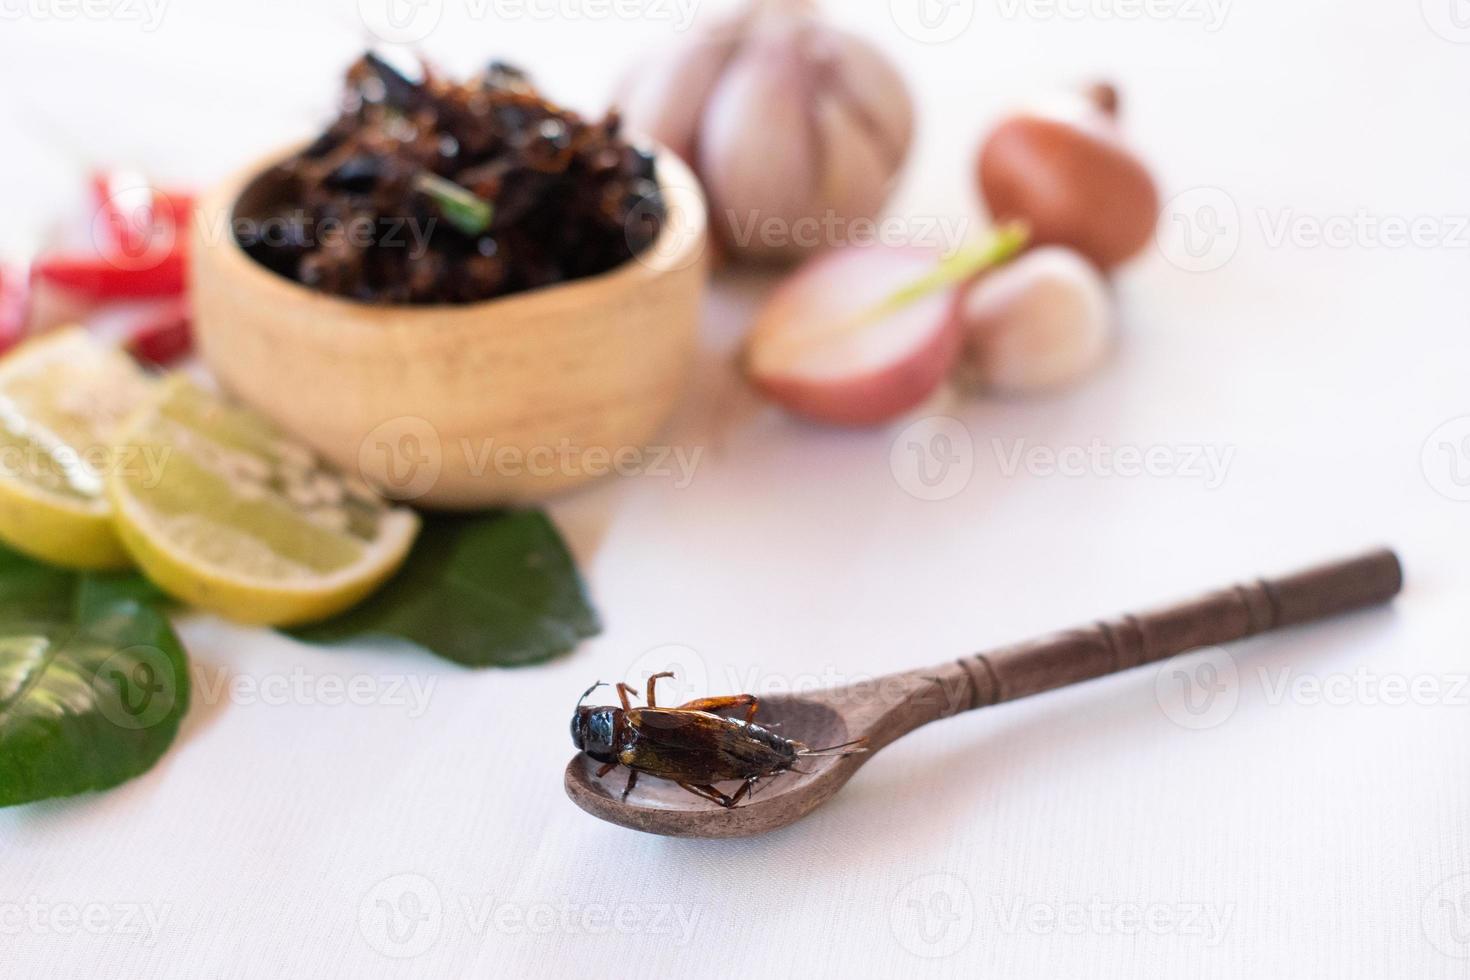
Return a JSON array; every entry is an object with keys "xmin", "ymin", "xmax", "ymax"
[{"xmin": 978, "ymin": 84, "xmax": 1158, "ymax": 270}]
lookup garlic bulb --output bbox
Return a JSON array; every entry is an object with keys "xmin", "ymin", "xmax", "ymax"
[
  {"xmin": 617, "ymin": 0, "xmax": 914, "ymax": 264},
  {"xmin": 954, "ymin": 246, "xmax": 1114, "ymax": 393}
]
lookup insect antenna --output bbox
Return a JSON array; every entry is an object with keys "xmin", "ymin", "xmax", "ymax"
[
  {"xmin": 797, "ymin": 737, "xmax": 869, "ymax": 758},
  {"xmin": 576, "ymin": 681, "xmax": 607, "ymax": 708}
]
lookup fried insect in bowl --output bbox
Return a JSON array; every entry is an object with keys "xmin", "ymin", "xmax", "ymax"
[{"xmin": 190, "ymin": 54, "xmax": 708, "ymax": 507}]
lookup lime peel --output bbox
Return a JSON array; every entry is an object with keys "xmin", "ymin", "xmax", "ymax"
[{"xmin": 107, "ymin": 377, "xmax": 420, "ymax": 626}]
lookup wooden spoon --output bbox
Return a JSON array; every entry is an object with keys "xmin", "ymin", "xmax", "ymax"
[{"xmin": 566, "ymin": 549, "xmax": 1402, "ymax": 838}]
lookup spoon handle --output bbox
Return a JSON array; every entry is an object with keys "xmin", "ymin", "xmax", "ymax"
[{"xmin": 953, "ymin": 548, "xmax": 1402, "ymax": 710}]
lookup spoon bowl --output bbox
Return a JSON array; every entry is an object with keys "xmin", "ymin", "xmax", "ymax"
[
  {"xmin": 565, "ymin": 694, "xmax": 862, "ymax": 838},
  {"xmin": 565, "ymin": 549, "xmax": 1403, "ymax": 838}
]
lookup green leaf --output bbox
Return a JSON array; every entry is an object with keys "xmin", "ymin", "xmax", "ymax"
[
  {"xmin": 0, "ymin": 551, "xmax": 190, "ymax": 808},
  {"xmin": 75, "ymin": 570, "xmax": 171, "ymax": 621},
  {"xmin": 291, "ymin": 511, "xmax": 600, "ymax": 667},
  {"xmin": 0, "ymin": 545, "xmax": 77, "ymax": 622}
]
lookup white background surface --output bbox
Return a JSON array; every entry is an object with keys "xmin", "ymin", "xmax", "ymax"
[{"xmin": 4, "ymin": 1, "xmax": 1470, "ymax": 976}]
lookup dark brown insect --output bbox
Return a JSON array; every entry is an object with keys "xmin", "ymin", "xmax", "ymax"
[
  {"xmin": 570, "ymin": 673, "xmax": 867, "ymax": 808},
  {"xmin": 242, "ymin": 52, "xmax": 663, "ymax": 305}
]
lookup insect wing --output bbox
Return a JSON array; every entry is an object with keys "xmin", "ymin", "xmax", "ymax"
[{"xmin": 626, "ymin": 709, "xmax": 786, "ymax": 782}]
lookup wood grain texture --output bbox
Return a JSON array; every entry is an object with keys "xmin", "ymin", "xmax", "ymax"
[
  {"xmin": 190, "ymin": 147, "xmax": 708, "ymax": 509},
  {"xmin": 952, "ymin": 548, "xmax": 1403, "ymax": 712}
]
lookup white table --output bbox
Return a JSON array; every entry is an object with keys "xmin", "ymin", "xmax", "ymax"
[{"xmin": 4, "ymin": 2, "xmax": 1468, "ymax": 976}]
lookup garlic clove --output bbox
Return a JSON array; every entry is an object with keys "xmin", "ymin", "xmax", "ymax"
[
  {"xmin": 954, "ymin": 246, "xmax": 1114, "ymax": 393},
  {"xmin": 809, "ymin": 92, "xmax": 896, "ymax": 232},
  {"xmin": 823, "ymin": 29, "xmax": 914, "ymax": 171},
  {"xmin": 614, "ymin": 17, "xmax": 742, "ymax": 164},
  {"xmin": 746, "ymin": 245, "xmax": 960, "ymax": 426},
  {"xmin": 698, "ymin": 24, "xmax": 825, "ymax": 261}
]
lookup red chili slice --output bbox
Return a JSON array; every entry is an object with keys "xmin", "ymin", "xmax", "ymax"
[
  {"xmin": 122, "ymin": 301, "xmax": 193, "ymax": 366},
  {"xmin": 31, "ymin": 250, "xmax": 186, "ymax": 300}
]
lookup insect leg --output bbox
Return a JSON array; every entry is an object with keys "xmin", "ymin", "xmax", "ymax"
[
  {"xmin": 645, "ymin": 671, "xmax": 676, "ymax": 707},
  {"xmin": 615, "ymin": 683, "xmax": 638, "ymax": 710},
  {"xmin": 595, "ymin": 762, "xmax": 617, "ymax": 779},
  {"xmin": 621, "ymin": 769, "xmax": 639, "ymax": 801},
  {"xmin": 676, "ymin": 694, "xmax": 759, "ymax": 723},
  {"xmin": 676, "ymin": 782, "xmax": 734, "ymax": 807},
  {"xmin": 724, "ymin": 778, "xmax": 759, "ymax": 809}
]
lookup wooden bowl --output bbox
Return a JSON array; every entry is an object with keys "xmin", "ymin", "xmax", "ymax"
[{"xmin": 190, "ymin": 147, "xmax": 707, "ymax": 508}]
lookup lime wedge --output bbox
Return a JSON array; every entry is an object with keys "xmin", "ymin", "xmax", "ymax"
[
  {"xmin": 0, "ymin": 328, "xmax": 155, "ymax": 569},
  {"xmin": 108, "ymin": 377, "xmax": 420, "ymax": 625}
]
